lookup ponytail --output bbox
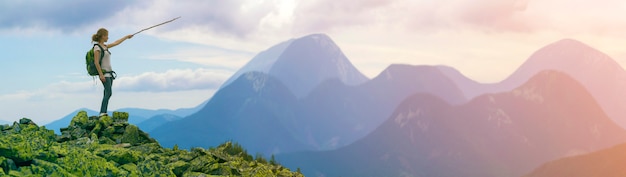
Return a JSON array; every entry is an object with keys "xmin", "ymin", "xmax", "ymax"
[{"xmin": 91, "ymin": 28, "xmax": 108, "ymax": 42}]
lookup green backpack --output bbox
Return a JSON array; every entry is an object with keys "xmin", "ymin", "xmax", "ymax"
[{"xmin": 85, "ymin": 44, "xmax": 105, "ymax": 76}]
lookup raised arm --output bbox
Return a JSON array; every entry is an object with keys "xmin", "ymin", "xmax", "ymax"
[{"xmin": 106, "ymin": 35, "xmax": 133, "ymax": 48}]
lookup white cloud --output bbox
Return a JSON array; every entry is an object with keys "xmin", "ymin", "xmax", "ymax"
[
  {"xmin": 145, "ymin": 46, "xmax": 254, "ymax": 69},
  {"xmin": 12, "ymin": 68, "xmax": 231, "ymax": 95},
  {"xmin": 114, "ymin": 68, "xmax": 231, "ymax": 92},
  {"xmin": 0, "ymin": 68, "xmax": 224, "ymax": 124},
  {"xmin": 0, "ymin": 89, "xmax": 214, "ymax": 125}
]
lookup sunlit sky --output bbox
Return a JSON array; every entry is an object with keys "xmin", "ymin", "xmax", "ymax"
[{"xmin": 1, "ymin": 0, "xmax": 626, "ymax": 124}]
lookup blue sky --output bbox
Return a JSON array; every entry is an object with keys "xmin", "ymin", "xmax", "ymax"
[{"xmin": 2, "ymin": 0, "xmax": 626, "ymax": 123}]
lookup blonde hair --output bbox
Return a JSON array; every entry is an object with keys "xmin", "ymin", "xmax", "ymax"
[{"xmin": 91, "ymin": 28, "xmax": 108, "ymax": 42}]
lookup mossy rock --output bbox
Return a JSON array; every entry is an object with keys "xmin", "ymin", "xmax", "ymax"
[
  {"xmin": 83, "ymin": 119, "xmax": 98, "ymax": 131},
  {"xmin": 0, "ymin": 124, "xmax": 10, "ymax": 131},
  {"xmin": 119, "ymin": 163, "xmax": 140, "ymax": 177},
  {"xmin": 104, "ymin": 148, "xmax": 141, "ymax": 165},
  {"xmin": 99, "ymin": 137, "xmax": 116, "ymax": 145},
  {"xmin": 56, "ymin": 147, "xmax": 126, "ymax": 177},
  {"xmin": 113, "ymin": 122, "xmax": 128, "ymax": 134},
  {"xmin": 182, "ymin": 171, "xmax": 213, "ymax": 177},
  {"xmin": 19, "ymin": 118, "xmax": 35, "ymax": 125},
  {"xmin": 0, "ymin": 125, "xmax": 56, "ymax": 165},
  {"xmin": 99, "ymin": 115, "xmax": 113, "ymax": 127},
  {"xmin": 168, "ymin": 160, "xmax": 190, "ymax": 176},
  {"xmin": 120, "ymin": 125, "xmax": 156, "ymax": 146},
  {"xmin": 188, "ymin": 154, "xmax": 215, "ymax": 172},
  {"xmin": 70, "ymin": 111, "xmax": 89, "ymax": 127},
  {"xmin": 113, "ymin": 112, "xmax": 129, "ymax": 123},
  {"xmin": 129, "ymin": 143, "xmax": 162, "ymax": 154},
  {"xmin": 136, "ymin": 159, "xmax": 175, "ymax": 176},
  {"xmin": 30, "ymin": 159, "xmax": 74, "ymax": 176},
  {"xmin": 101, "ymin": 126, "xmax": 116, "ymax": 139},
  {"xmin": 120, "ymin": 125, "xmax": 140, "ymax": 144},
  {"xmin": 1, "ymin": 113, "xmax": 305, "ymax": 177},
  {"xmin": 1, "ymin": 156, "xmax": 17, "ymax": 175},
  {"xmin": 91, "ymin": 122, "xmax": 103, "ymax": 135}
]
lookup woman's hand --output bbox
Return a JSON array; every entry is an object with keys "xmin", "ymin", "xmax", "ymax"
[{"xmin": 100, "ymin": 75, "xmax": 106, "ymax": 83}]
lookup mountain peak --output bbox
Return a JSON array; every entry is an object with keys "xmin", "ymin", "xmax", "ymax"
[
  {"xmin": 551, "ymin": 38, "xmax": 586, "ymax": 47},
  {"xmin": 511, "ymin": 70, "xmax": 594, "ymax": 103},
  {"xmin": 529, "ymin": 38, "xmax": 612, "ymax": 64},
  {"xmin": 369, "ymin": 64, "xmax": 467, "ymax": 105},
  {"xmin": 499, "ymin": 38, "xmax": 619, "ymax": 98},
  {"xmin": 299, "ymin": 33, "xmax": 332, "ymax": 41},
  {"xmin": 268, "ymin": 33, "xmax": 368, "ymax": 97},
  {"xmin": 538, "ymin": 38, "xmax": 600, "ymax": 54},
  {"xmin": 222, "ymin": 33, "xmax": 368, "ymax": 98}
]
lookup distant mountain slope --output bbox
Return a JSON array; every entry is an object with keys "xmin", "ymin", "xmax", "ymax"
[
  {"xmin": 0, "ymin": 119, "xmax": 10, "ymax": 125},
  {"xmin": 46, "ymin": 109, "xmax": 150, "ymax": 135},
  {"xmin": 294, "ymin": 64, "xmax": 466, "ymax": 150},
  {"xmin": 220, "ymin": 39, "xmax": 294, "ymax": 89},
  {"xmin": 136, "ymin": 114, "xmax": 183, "ymax": 133},
  {"xmin": 279, "ymin": 70, "xmax": 626, "ymax": 177},
  {"xmin": 117, "ymin": 103, "xmax": 204, "ymax": 119},
  {"xmin": 151, "ymin": 64, "xmax": 467, "ymax": 154},
  {"xmin": 221, "ymin": 33, "xmax": 368, "ymax": 98},
  {"xmin": 46, "ymin": 103, "xmax": 204, "ymax": 134},
  {"xmin": 523, "ymin": 143, "xmax": 626, "ymax": 177},
  {"xmin": 505, "ymin": 39, "xmax": 626, "ymax": 129},
  {"xmin": 443, "ymin": 39, "xmax": 626, "ymax": 129},
  {"xmin": 150, "ymin": 72, "xmax": 310, "ymax": 155},
  {"xmin": 437, "ymin": 65, "xmax": 499, "ymax": 99}
]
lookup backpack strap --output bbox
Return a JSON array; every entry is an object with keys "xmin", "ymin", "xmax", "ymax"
[{"xmin": 94, "ymin": 44, "xmax": 105, "ymax": 61}]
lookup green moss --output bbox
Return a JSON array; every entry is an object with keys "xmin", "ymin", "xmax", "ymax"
[
  {"xmin": 120, "ymin": 125, "xmax": 140, "ymax": 146},
  {"xmin": 0, "ymin": 112, "xmax": 304, "ymax": 177},
  {"xmin": 30, "ymin": 159, "xmax": 75, "ymax": 177},
  {"xmin": 168, "ymin": 160, "xmax": 190, "ymax": 176},
  {"xmin": 182, "ymin": 172, "xmax": 213, "ymax": 177},
  {"xmin": 113, "ymin": 112, "xmax": 129, "ymax": 123},
  {"xmin": 56, "ymin": 147, "xmax": 127, "ymax": 177},
  {"xmin": 119, "ymin": 163, "xmax": 140, "ymax": 177},
  {"xmin": 136, "ymin": 158, "xmax": 175, "ymax": 176},
  {"xmin": 96, "ymin": 146, "xmax": 141, "ymax": 165},
  {"xmin": 91, "ymin": 122, "xmax": 102, "ymax": 135},
  {"xmin": 70, "ymin": 111, "xmax": 89, "ymax": 127},
  {"xmin": 99, "ymin": 115, "xmax": 113, "ymax": 127}
]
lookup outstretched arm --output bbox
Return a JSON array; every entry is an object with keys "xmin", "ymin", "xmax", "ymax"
[{"xmin": 106, "ymin": 35, "xmax": 133, "ymax": 48}]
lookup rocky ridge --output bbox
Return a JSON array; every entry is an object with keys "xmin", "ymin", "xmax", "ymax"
[{"xmin": 0, "ymin": 111, "xmax": 303, "ymax": 177}]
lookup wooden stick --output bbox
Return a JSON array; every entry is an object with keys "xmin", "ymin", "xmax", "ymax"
[{"xmin": 133, "ymin": 16, "xmax": 181, "ymax": 35}]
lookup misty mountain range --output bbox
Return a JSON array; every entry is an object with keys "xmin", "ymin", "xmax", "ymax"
[
  {"xmin": 45, "ymin": 102, "xmax": 203, "ymax": 134},
  {"xmin": 40, "ymin": 33, "xmax": 626, "ymax": 176},
  {"xmin": 279, "ymin": 70, "xmax": 626, "ymax": 177}
]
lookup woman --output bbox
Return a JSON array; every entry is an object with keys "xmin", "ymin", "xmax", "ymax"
[{"xmin": 92, "ymin": 28, "xmax": 133, "ymax": 117}]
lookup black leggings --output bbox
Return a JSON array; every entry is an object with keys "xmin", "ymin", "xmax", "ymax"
[{"xmin": 100, "ymin": 77, "xmax": 113, "ymax": 114}]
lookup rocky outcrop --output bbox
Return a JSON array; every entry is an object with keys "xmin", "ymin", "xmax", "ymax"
[
  {"xmin": 57, "ymin": 111, "xmax": 155, "ymax": 146},
  {"xmin": 0, "ymin": 111, "xmax": 303, "ymax": 176}
]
